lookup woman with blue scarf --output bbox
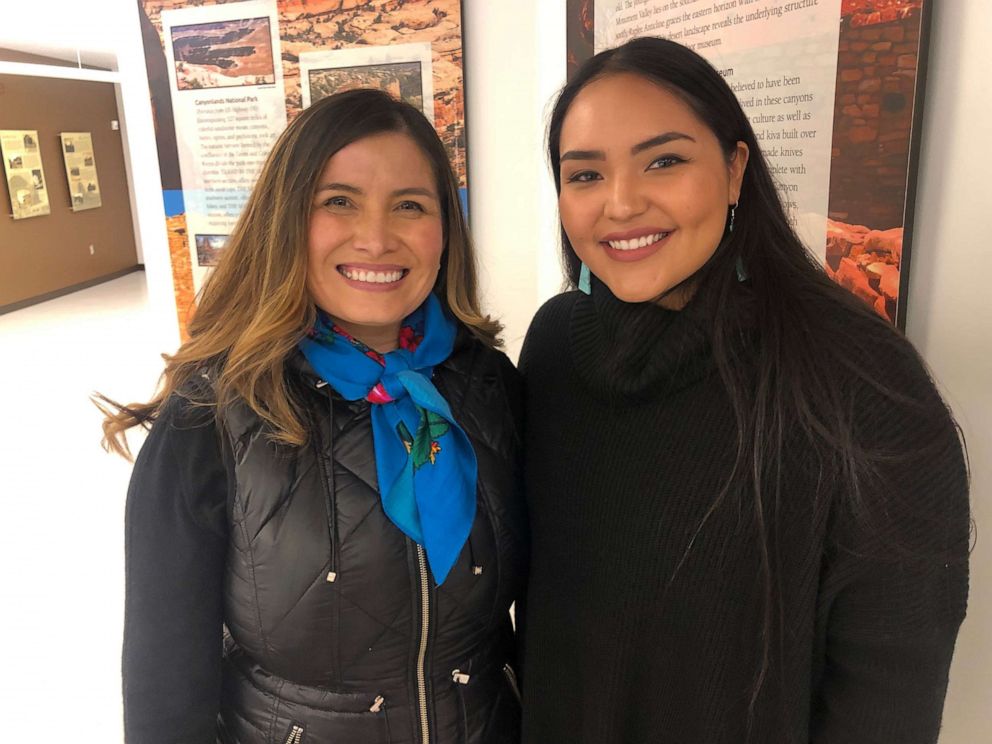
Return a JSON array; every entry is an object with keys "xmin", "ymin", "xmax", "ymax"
[{"xmin": 101, "ymin": 89, "xmax": 526, "ymax": 744}]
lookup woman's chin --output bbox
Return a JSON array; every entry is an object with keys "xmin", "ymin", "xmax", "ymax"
[{"xmin": 599, "ymin": 277, "xmax": 674, "ymax": 305}]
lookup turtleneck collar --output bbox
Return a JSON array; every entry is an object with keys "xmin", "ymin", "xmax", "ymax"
[{"xmin": 568, "ymin": 275, "xmax": 713, "ymax": 405}]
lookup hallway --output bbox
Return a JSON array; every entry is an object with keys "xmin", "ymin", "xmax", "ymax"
[{"xmin": 0, "ymin": 272, "xmax": 165, "ymax": 740}]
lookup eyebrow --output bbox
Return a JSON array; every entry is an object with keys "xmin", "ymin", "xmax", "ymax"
[
  {"xmin": 631, "ymin": 131, "xmax": 695, "ymax": 154},
  {"xmin": 314, "ymin": 183, "xmax": 438, "ymax": 199},
  {"xmin": 560, "ymin": 131, "xmax": 696, "ymax": 162}
]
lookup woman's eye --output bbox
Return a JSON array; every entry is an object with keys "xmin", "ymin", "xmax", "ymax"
[
  {"xmin": 323, "ymin": 196, "xmax": 351, "ymax": 208},
  {"xmin": 647, "ymin": 155, "xmax": 684, "ymax": 170},
  {"xmin": 565, "ymin": 170, "xmax": 601, "ymax": 184},
  {"xmin": 396, "ymin": 200, "xmax": 426, "ymax": 212}
]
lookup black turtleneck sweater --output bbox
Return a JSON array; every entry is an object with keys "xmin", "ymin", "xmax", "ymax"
[{"xmin": 517, "ymin": 281, "xmax": 969, "ymax": 744}]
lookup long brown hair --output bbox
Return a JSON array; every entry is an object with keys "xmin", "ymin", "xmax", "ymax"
[{"xmin": 98, "ymin": 88, "xmax": 500, "ymax": 457}]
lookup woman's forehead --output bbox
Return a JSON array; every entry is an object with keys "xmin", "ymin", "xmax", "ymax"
[{"xmin": 560, "ymin": 75, "xmax": 706, "ymax": 151}]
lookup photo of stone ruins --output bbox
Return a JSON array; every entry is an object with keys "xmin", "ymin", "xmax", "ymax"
[
  {"xmin": 308, "ymin": 61, "xmax": 425, "ymax": 114},
  {"xmin": 825, "ymin": 0, "xmax": 924, "ymax": 324}
]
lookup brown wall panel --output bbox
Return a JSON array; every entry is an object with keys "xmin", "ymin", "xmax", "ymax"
[{"xmin": 0, "ymin": 72, "xmax": 137, "ymax": 308}]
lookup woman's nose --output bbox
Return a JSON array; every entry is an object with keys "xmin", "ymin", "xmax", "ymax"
[
  {"xmin": 352, "ymin": 213, "xmax": 393, "ymax": 255},
  {"xmin": 603, "ymin": 173, "xmax": 647, "ymax": 222}
]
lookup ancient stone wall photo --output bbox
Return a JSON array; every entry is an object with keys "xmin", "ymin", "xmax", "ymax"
[{"xmin": 826, "ymin": 0, "xmax": 925, "ymax": 323}]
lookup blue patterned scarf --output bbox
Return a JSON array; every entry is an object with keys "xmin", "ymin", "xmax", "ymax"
[{"xmin": 299, "ymin": 294, "xmax": 477, "ymax": 585}]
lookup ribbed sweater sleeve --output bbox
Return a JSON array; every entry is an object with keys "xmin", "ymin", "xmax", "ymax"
[
  {"xmin": 812, "ymin": 342, "xmax": 970, "ymax": 744},
  {"xmin": 122, "ymin": 394, "xmax": 229, "ymax": 744}
]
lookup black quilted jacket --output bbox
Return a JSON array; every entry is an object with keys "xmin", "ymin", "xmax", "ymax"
[{"xmin": 122, "ymin": 333, "xmax": 527, "ymax": 744}]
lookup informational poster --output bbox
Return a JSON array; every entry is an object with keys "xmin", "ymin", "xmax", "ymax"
[
  {"xmin": 567, "ymin": 0, "xmax": 930, "ymax": 327},
  {"xmin": 59, "ymin": 132, "xmax": 103, "ymax": 211},
  {"xmin": 137, "ymin": 0, "xmax": 468, "ymax": 335},
  {"xmin": 300, "ymin": 42, "xmax": 435, "ymax": 123},
  {"xmin": 0, "ymin": 130, "xmax": 51, "ymax": 220},
  {"xmin": 160, "ymin": 0, "xmax": 288, "ymax": 290}
]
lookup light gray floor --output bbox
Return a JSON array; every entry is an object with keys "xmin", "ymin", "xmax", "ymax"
[{"xmin": 0, "ymin": 271, "xmax": 165, "ymax": 741}]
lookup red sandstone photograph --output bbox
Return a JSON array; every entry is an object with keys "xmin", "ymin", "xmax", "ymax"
[
  {"xmin": 171, "ymin": 17, "xmax": 276, "ymax": 90},
  {"xmin": 827, "ymin": 0, "xmax": 926, "ymax": 325}
]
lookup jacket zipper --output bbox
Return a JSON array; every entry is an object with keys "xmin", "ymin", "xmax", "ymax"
[
  {"xmin": 283, "ymin": 724, "xmax": 304, "ymax": 744},
  {"xmin": 416, "ymin": 544, "xmax": 431, "ymax": 744}
]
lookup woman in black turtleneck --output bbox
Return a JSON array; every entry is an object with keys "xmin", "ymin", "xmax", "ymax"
[{"xmin": 518, "ymin": 38, "xmax": 969, "ymax": 744}]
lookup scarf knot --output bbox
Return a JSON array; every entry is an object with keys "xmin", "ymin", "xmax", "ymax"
[{"xmin": 299, "ymin": 295, "xmax": 477, "ymax": 585}]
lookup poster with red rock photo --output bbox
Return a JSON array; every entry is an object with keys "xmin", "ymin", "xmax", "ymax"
[
  {"xmin": 138, "ymin": 0, "xmax": 467, "ymax": 336},
  {"xmin": 567, "ymin": 0, "xmax": 929, "ymax": 328}
]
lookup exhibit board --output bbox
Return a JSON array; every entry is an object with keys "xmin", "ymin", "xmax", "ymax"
[
  {"xmin": 60, "ymin": 132, "xmax": 103, "ymax": 212},
  {"xmin": 567, "ymin": 0, "xmax": 930, "ymax": 327},
  {"xmin": 138, "ymin": 0, "xmax": 467, "ymax": 335},
  {"xmin": 1, "ymin": 129, "xmax": 51, "ymax": 220}
]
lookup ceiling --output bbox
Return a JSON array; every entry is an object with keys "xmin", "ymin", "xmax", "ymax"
[{"xmin": 0, "ymin": 0, "xmax": 126, "ymax": 71}]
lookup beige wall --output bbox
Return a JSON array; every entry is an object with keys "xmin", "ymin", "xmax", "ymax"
[
  {"xmin": 0, "ymin": 62, "xmax": 137, "ymax": 310},
  {"xmin": 906, "ymin": 2, "xmax": 992, "ymax": 741}
]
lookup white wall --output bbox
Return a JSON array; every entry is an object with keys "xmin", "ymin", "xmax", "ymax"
[
  {"xmin": 905, "ymin": 2, "xmax": 992, "ymax": 740},
  {"xmin": 113, "ymin": 0, "xmax": 181, "ymax": 352},
  {"xmin": 464, "ymin": 0, "xmax": 566, "ymax": 360}
]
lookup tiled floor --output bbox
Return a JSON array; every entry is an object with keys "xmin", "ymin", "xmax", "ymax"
[{"xmin": 0, "ymin": 272, "xmax": 166, "ymax": 741}]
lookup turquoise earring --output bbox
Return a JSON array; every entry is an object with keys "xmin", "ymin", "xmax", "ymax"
[
  {"xmin": 729, "ymin": 201, "xmax": 747, "ymax": 282},
  {"xmin": 578, "ymin": 262, "xmax": 592, "ymax": 295},
  {"xmin": 735, "ymin": 256, "xmax": 748, "ymax": 283}
]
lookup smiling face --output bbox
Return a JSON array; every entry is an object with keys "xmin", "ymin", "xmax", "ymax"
[
  {"xmin": 307, "ymin": 131, "xmax": 444, "ymax": 352},
  {"xmin": 557, "ymin": 73, "xmax": 748, "ymax": 306}
]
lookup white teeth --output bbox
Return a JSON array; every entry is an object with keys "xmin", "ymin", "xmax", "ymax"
[
  {"xmin": 340, "ymin": 267, "xmax": 405, "ymax": 283},
  {"xmin": 606, "ymin": 232, "xmax": 668, "ymax": 250}
]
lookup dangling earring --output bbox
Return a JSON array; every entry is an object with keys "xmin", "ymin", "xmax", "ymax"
[
  {"xmin": 735, "ymin": 256, "xmax": 748, "ymax": 283},
  {"xmin": 728, "ymin": 201, "xmax": 747, "ymax": 282},
  {"xmin": 578, "ymin": 262, "xmax": 592, "ymax": 295}
]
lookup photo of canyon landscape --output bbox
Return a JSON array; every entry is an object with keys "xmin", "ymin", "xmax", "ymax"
[{"xmin": 171, "ymin": 16, "xmax": 276, "ymax": 90}]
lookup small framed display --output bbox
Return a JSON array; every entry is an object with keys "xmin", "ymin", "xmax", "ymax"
[
  {"xmin": 60, "ymin": 132, "xmax": 103, "ymax": 211},
  {"xmin": 1, "ymin": 129, "xmax": 52, "ymax": 220}
]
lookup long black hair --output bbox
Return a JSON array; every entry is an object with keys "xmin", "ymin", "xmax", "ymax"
[{"xmin": 547, "ymin": 36, "xmax": 964, "ymax": 715}]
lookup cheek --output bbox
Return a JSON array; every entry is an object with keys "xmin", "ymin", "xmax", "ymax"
[
  {"xmin": 416, "ymin": 220, "xmax": 445, "ymax": 268},
  {"xmin": 558, "ymin": 194, "xmax": 593, "ymax": 251},
  {"xmin": 307, "ymin": 213, "xmax": 337, "ymax": 259}
]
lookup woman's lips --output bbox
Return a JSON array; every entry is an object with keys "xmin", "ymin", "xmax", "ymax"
[
  {"xmin": 336, "ymin": 264, "xmax": 409, "ymax": 291},
  {"xmin": 599, "ymin": 230, "xmax": 673, "ymax": 262}
]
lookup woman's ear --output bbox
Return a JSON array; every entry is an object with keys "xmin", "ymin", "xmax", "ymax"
[{"xmin": 728, "ymin": 141, "xmax": 749, "ymax": 204}]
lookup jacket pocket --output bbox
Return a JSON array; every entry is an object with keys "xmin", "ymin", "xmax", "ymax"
[
  {"xmin": 451, "ymin": 664, "xmax": 522, "ymax": 744},
  {"xmin": 452, "ymin": 669, "xmax": 471, "ymax": 744},
  {"xmin": 271, "ymin": 699, "xmax": 390, "ymax": 744}
]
